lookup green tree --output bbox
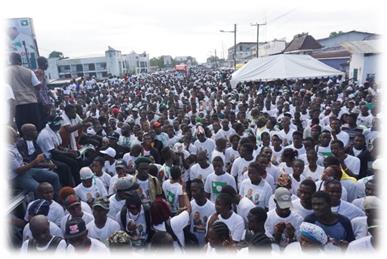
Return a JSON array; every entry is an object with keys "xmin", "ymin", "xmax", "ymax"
[
  {"xmin": 48, "ymin": 51, "xmax": 64, "ymax": 59},
  {"xmin": 329, "ymin": 31, "xmax": 344, "ymax": 38}
]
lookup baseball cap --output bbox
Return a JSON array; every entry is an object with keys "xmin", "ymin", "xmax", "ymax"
[
  {"xmin": 100, "ymin": 147, "xmax": 116, "ymax": 158},
  {"xmin": 115, "ymin": 159, "xmax": 127, "ymax": 169},
  {"xmin": 274, "ymin": 187, "xmax": 293, "ymax": 209},
  {"xmin": 28, "ymin": 199, "xmax": 50, "ymax": 217},
  {"xmin": 115, "ymin": 178, "xmax": 139, "ymax": 191},
  {"xmin": 134, "ymin": 156, "xmax": 152, "ymax": 166},
  {"xmin": 79, "ymin": 167, "xmax": 94, "ymax": 180},
  {"xmin": 64, "ymin": 194, "xmax": 81, "ymax": 208},
  {"xmin": 363, "ymin": 196, "xmax": 380, "ymax": 210},
  {"xmin": 64, "ymin": 218, "xmax": 87, "ymax": 239},
  {"xmin": 93, "ymin": 197, "xmax": 110, "ymax": 210}
]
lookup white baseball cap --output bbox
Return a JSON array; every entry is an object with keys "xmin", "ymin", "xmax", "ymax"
[
  {"xmin": 79, "ymin": 167, "xmax": 94, "ymax": 180},
  {"xmin": 100, "ymin": 147, "xmax": 116, "ymax": 158}
]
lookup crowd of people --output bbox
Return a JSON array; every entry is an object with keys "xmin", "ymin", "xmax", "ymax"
[{"xmin": 7, "ymin": 51, "xmax": 380, "ymax": 254}]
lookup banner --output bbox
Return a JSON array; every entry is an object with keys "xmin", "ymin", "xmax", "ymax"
[{"xmin": 7, "ymin": 17, "xmax": 40, "ymax": 69}]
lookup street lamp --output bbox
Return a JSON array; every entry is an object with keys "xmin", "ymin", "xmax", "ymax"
[{"xmin": 220, "ymin": 24, "xmax": 237, "ymax": 69}]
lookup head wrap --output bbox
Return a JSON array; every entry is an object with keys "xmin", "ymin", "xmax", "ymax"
[{"xmin": 300, "ymin": 222, "xmax": 328, "ymax": 245}]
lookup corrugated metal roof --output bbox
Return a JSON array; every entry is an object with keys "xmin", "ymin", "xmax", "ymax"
[{"xmin": 341, "ymin": 40, "xmax": 380, "ymax": 54}]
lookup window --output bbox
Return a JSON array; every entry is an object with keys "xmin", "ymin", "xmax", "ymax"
[
  {"xmin": 88, "ymin": 64, "xmax": 95, "ymax": 71},
  {"xmin": 102, "ymin": 72, "xmax": 108, "ymax": 77},
  {"xmin": 76, "ymin": 64, "xmax": 83, "ymax": 72}
]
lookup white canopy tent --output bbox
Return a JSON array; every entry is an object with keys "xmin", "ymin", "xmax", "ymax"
[{"xmin": 230, "ymin": 54, "xmax": 344, "ymax": 88}]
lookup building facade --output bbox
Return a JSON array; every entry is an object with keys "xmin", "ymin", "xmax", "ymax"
[{"xmin": 46, "ymin": 47, "xmax": 150, "ymax": 80}]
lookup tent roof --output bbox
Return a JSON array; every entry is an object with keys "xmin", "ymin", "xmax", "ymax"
[{"xmin": 230, "ymin": 54, "xmax": 344, "ymax": 87}]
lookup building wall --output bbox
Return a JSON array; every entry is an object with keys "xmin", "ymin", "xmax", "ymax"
[
  {"xmin": 363, "ymin": 54, "xmax": 379, "ymax": 83},
  {"xmin": 348, "ymin": 53, "xmax": 379, "ymax": 84},
  {"xmin": 318, "ymin": 58, "xmax": 349, "ymax": 73}
]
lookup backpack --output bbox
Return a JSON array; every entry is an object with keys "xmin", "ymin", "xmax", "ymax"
[
  {"xmin": 27, "ymin": 236, "xmax": 63, "ymax": 251},
  {"xmin": 165, "ymin": 219, "xmax": 199, "ymax": 248}
]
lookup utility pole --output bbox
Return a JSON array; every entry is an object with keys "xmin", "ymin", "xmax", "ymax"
[
  {"xmin": 251, "ymin": 22, "xmax": 266, "ymax": 58},
  {"xmin": 220, "ymin": 24, "xmax": 237, "ymax": 69}
]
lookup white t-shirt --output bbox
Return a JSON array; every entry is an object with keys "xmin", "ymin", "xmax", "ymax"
[
  {"xmin": 23, "ymin": 221, "xmax": 63, "ymax": 241},
  {"xmin": 351, "ymin": 216, "xmax": 368, "ymax": 240},
  {"xmin": 115, "ymin": 206, "xmax": 148, "ymax": 241},
  {"xmin": 344, "ymin": 155, "xmax": 361, "ymax": 176},
  {"xmin": 352, "ymin": 197, "xmax": 366, "ymax": 211},
  {"xmin": 194, "ymin": 138, "xmax": 215, "ymax": 158},
  {"xmin": 162, "ymin": 180, "xmax": 183, "ymax": 213},
  {"xmin": 288, "ymin": 144, "xmax": 306, "ymax": 156},
  {"xmin": 291, "ymin": 198, "xmax": 313, "ymax": 219},
  {"xmin": 225, "ymin": 147, "xmax": 240, "ymax": 165},
  {"xmin": 276, "ymin": 129, "xmax": 295, "ymax": 146},
  {"xmin": 335, "ymin": 130, "xmax": 350, "ymax": 147},
  {"xmin": 103, "ymin": 160, "xmax": 117, "ymax": 176},
  {"xmin": 66, "ymin": 237, "xmax": 110, "ymax": 253},
  {"xmin": 266, "ymin": 164, "xmax": 281, "ymax": 182},
  {"xmin": 331, "ymin": 200, "xmax": 365, "ymax": 220},
  {"xmin": 36, "ymin": 125, "xmax": 62, "ymax": 158},
  {"xmin": 303, "ymin": 164, "xmax": 324, "ymax": 182},
  {"xmin": 264, "ymin": 209, "xmax": 303, "ymax": 239},
  {"xmin": 237, "ymin": 197, "xmax": 256, "ymax": 224},
  {"xmin": 210, "ymin": 149, "xmax": 226, "ymax": 165},
  {"xmin": 95, "ymin": 171, "xmax": 112, "ymax": 192},
  {"xmin": 278, "ymin": 162, "xmax": 293, "ymax": 175},
  {"xmin": 231, "ymin": 157, "xmax": 255, "ymax": 187},
  {"xmin": 216, "ymin": 212, "xmax": 245, "ymax": 242},
  {"xmin": 204, "ymin": 173, "xmax": 237, "ymax": 202},
  {"xmin": 108, "ymin": 194, "xmax": 125, "ymax": 219},
  {"xmin": 24, "ymin": 200, "xmax": 65, "ymax": 227},
  {"xmin": 61, "ymin": 112, "xmax": 82, "ymax": 151},
  {"xmin": 153, "ymin": 210, "xmax": 190, "ymax": 249},
  {"xmin": 190, "ymin": 199, "xmax": 215, "ymax": 246},
  {"xmin": 86, "ymin": 217, "xmax": 121, "ymax": 242},
  {"xmin": 239, "ymin": 179, "xmax": 272, "ymax": 209},
  {"xmin": 74, "ymin": 178, "xmax": 108, "ymax": 202},
  {"xmin": 20, "ymin": 237, "xmax": 67, "ymax": 254},
  {"xmin": 189, "ymin": 163, "xmax": 214, "ymax": 182},
  {"xmin": 346, "ymin": 236, "xmax": 375, "ymax": 252}
]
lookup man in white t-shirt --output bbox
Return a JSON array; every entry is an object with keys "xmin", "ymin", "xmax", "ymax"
[
  {"xmin": 194, "ymin": 126, "xmax": 215, "ymax": 159},
  {"xmin": 204, "ymin": 157, "xmax": 236, "ymax": 202},
  {"xmin": 231, "ymin": 142, "xmax": 255, "ymax": 188},
  {"xmin": 74, "ymin": 167, "xmax": 107, "ymax": 203},
  {"xmin": 23, "ymin": 199, "xmax": 63, "ymax": 241},
  {"xmin": 264, "ymin": 187, "xmax": 303, "ymax": 247},
  {"xmin": 60, "ymin": 194, "xmax": 94, "ymax": 234},
  {"xmin": 331, "ymin": 140, "xmax": 360, "ymax": 178},
  {"xmin": 239, "ymin": 162, "xmax": 272, "ymax": 209},
  {"xmin": 190, "ymin": 178, "xmax": 216, "ymax": 246},
  {"xmin": 189, "ymin": 151, "xmax": 214, "ymax": 183},
  {"xmin": 87, "ymin": 197, "xmax": 120, "ymax": 243},
  {"xmin": 346, "ymin": 215, "xmax": 377, "ymax": 252},
  {"xmin": 162, "ymin": 166, "xmax": 184, "ymax": 214},
  {"xmin": 206, "ymin": 192, "xmax": 245, "ymax": 242},
  {"xmin": 292, "ymin": 179, "xmax": 316, "ymax": 219},
  {"xmin": 65, "ymin": 218, "xmax": 109, "ymax": 253},
  {"xmin": 24, "ymin": 182, "xmax": 65, "ymax": 227},
  {"xmin": 20, "ymin": 215, "xmax": 67, "ymax": 254}
]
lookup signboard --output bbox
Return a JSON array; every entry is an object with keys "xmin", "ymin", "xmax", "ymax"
[{"xmin": 7, "ymin": 17, "xmax": 40, "ymax": 69}]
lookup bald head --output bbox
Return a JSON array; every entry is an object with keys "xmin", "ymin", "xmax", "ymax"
[
  {"xmin": 21, "ymin": 123, "xmax": 38, "ymax": 140},
  {"xmin": 30, "ymin": 215, "xmax": 50, "ymax": 234}
]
